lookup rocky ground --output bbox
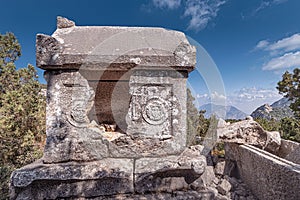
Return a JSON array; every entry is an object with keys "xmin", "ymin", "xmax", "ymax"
[{"xmin": 203, "ymin": 155, "xmax": 258, "ymax": 200}]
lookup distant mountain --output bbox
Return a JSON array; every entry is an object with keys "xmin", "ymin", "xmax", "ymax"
[
  {"xmin": 250, "ymin": 98, "xmax": 294, "ymax": 120},
  {"xmin": 199, "ymin": 103, "xmax": 248, "ymax": 120}
]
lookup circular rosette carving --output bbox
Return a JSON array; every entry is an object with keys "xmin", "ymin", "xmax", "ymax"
[
  {"xmin": 142, "ymin": 98, "xmax": 169, "ymax": 125},
  {"xmin": 67, "ymin": 100, "xmax": 90, "ymax": 127}
]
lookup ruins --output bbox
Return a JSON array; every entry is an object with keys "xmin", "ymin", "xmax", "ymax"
[
  {"xmin": 10, "ymin": 17, "xmax": 208, "ymax": 199},
  {"xmin": 10, "ymin": 17, "xmax": 300, "ymax": 200}
]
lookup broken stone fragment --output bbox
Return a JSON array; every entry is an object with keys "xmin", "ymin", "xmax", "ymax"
[
  {"xmin": 217, "ymin": 179, "xmax": 232, "ymax": 195},
  {"xmin": 57, "ymin": 16, "xmax": 75, "ymax": 29},
  {"xmin": 214, "ymin": 160, "xmax": 226, "ymax": 175},
  {"xmin": 217, "ymin": 119, "xmax": 281, "ymax": 153}
]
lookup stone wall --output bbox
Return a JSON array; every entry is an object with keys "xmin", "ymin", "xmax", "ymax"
[
  {"xmin": 225, "ymin": 143, "xmax": 300, "ymax": 200},
  {"xmin": 277, "ymin": 139, "xmax": 300, "ymax": 165}
]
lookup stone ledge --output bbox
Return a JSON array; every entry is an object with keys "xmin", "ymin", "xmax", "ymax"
[
  {"xmin": 10, "ymin": 159, "xmax": 134, "ymax": 200},
  {"xmin": 78, "ymin": 191, "xmax": 215, "ymax": 200},
  {"xmin": 36, "ymin": 17, "xmax": 196, "ymax": 70}
]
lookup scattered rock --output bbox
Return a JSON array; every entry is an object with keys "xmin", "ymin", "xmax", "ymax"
[
  {"xmin": 217, "ymin": 119, "xmax": 281, "ymax": 153},
  {"xmin": 214, "ymin": 160, "xmax": 226, "ymax": 175},
  {"xmin": 217, "ymin": 179, "xmax": 232, "ymax": 195},
  {"xmin": 199, "ymin": 165, "xmax": 216, "ymax": 187}
]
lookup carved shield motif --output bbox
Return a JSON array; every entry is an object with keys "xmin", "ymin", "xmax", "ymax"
[{"xmin": 142, "ymin": 98, "xmax": 168, "ymax": 125}]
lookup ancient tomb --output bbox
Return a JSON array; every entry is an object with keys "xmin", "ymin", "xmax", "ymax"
[{"xmin": 10, "ymin": 17, "xmax": 208, "ymax": 199}]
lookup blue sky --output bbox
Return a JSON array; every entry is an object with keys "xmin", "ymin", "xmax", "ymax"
[{"xmin": 1, "ymin": 0, "xmax": 300, "ymax": 114}]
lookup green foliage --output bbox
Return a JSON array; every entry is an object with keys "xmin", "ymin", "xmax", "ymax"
[
  {"xmin": 0, "ymin": 64, "xmax": 46, "ymax": 167},
  {"xmin": 254, "ymin": 118, "xmax": 280, "ymax": 132},
  {"xmin": 254, "ymin": 117, "xmax": 300, "ymax": 143},
  {"xmin": 186, "ymin": 89, "xmax": 213, "ymax": 145},
  {"xmin": 187, "ymin": 88, "xmax": 199, "ymax": 145},
  {"xmin": 279, "ymin": 117, "xmax": 300, "ymax": 142},
  {"xmin": 197, "ymin": 110, "xmax": 210, "ymax": 139},
  {"xmin": 0, "ymin": 32, "xmax": 21, "ymax": 67},
  {"xmin": 0, "ymin": 32, "xmax": 46, "ymax": 199},
  {"xmin": 225, "ymin": 119, "xmax": 241, "ymax": 123},
  {"xmin": 277, "ymin": 68, "xmax": 300, "ymax": 119},
  {"xmin": 212, "ymin": 142, "xmax": 225, "ymax": 158},
  {"xmin": 0, "ymin": 165, "xmax": 14, "ymax": 199}
]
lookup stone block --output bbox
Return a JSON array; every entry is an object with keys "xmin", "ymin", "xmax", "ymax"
[
  {"xmin": 134, "ymin": 146, "xmax": 206, "ymax": 193},
  {"xmin": 225, "ymin": 143, "xmax": 300, "ymax": 200},
  {"xmin": 217, "ymin": 179, "xmax": 232, "ymax": 195},
  {"xmin": 218, "ymin": 119, "xmax": 281, "ymax": 153},
  {"xmin": 10, "ymin": 159, "xmax": 134, "ymax": 199}
]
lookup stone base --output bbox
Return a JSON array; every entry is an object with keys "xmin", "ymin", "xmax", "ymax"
[
  {"xmin": 10, "ymin": 146, "xmax": 207, "ymax": 200},
  {"xmin": 10, "ymin": 159, "xmax": 134, "ymax": 200},
  {"xmin": 79, "ymin": 191, "xmax": 215, "ymax": 200}
]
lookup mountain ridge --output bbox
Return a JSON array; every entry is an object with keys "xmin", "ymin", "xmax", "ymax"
[
  {"xmin": 250, "ymin": 98, "xmax": 294, "ymax": 120},
  {"xmin": 199, "ymin": 103, "xmax": 248, "ymax": 120}
]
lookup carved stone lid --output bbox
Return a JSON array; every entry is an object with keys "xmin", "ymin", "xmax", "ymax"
[{"xmin": 36, "ymin": 16, "xmax": 196, "ymax": 71}]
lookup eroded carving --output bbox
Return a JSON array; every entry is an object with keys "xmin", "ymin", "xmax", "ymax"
[
  {"xmin": 127, "ymin": 84, "xmax": 180, "ymax": 138},
  {"xmin": 64, "ymin": 74, "xmax": 95, "ymax": 128},
  {"xmin": 142, "ymin": 98, "xmax": 168, "ymax": 125}
]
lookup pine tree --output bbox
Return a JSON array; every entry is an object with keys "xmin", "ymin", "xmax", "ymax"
[
  {"xmin": 0, "ymin": 32, "xmax": 46, "ymax": 199},
  {"xmin": 277, "ymin": 68, "xmax": 300, "ymax": 119}
]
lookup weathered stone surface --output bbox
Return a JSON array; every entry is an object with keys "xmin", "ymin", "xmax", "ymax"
[
  {"xmin": 126, "ymin": 70, "xmax": 186, "ymax": 145},
  {"xmin": 36, "ymin": 18, "xmax": 196, "ymax": 70},
  {"xmin": 43, "ymin": 126, "xmax": 110, "ymax": 163},
  {"xmin": 278, "ymin": 139, "xmax": 300, "ymax": 164},
  {"xmin": 80, "ymin": 191, "xmax": 215, "ymax": 200},
  {"xmin": 135, "ymin": 145, "xmax": 206, "ymax": 193},
  {"xmin": 199, "ymin": 165, "xmax": 216, "ymax": 188},
  {"xmin": 57, "ymin": 16, "xmax": 75, "ymax": 29},
  {"xmin": 42, "ymin": 70, "xmax": 114, "ymax": 163},
  {"xmin": 217, "ymin": 118, "xmax": 281, "ymax": 153},
  {"xmin": 217, "ymin": 179, "xmax": 232, "ymax": 195},
  {"xmin": 11, "ymin": 17, "xmax": 198, "ymax": 199},
  {"xmin": 108, "ymin": 135, "xmax": 184, "ymax": 158},
  {"xmin": 214, "ymin": 160, "xmax": 226, "ymax": 175},
  {"xmin": 285, "ymin": 146, "xmax": 300, "ymax": 165},
  {"xmin": 225, "ymin": 143, "xmax": 300, "ymax": 200},
  {"xmin": 39, "ymin": 20, "xmax": 194, "ymax": 162},
  {"xmin": 10, "ymin": 159, "xmax": 134, "ymax": 199}
]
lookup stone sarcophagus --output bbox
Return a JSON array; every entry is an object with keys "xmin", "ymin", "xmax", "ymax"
[{"xmin": 10, "ymin": 17, "xmax": 208, "ymax": 199}]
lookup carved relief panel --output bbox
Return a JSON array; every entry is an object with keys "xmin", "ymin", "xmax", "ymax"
[{"xmin": 127, "ymin": 84, "xmax": 179, "ymax": 138}]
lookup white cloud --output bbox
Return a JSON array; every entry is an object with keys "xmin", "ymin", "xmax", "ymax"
[
  {"xmin": 268, "ymin": 33, "xmax": 300, "ymax": 52},
  {"xmin": 257, "ymin": 33, "xmax": 300, "ymax": 53},
  {"xmin": 196, "ymin": 91, "xmax": 227, "ymax": 106},
  {"xmin": 197, "ymin": 88, "xmax": 282, "ymax": 114},
  {"xmin": 253, "ymin": 0, "xmax": 288, "ymax": 14},
  {"xmin": 234, "ymin": 87, "xmax": 281, "ymax": 102},
  {"xmin": 255, "ymin": 32, "xmax": 300, "ymax": 71},
  {"xmin": 230, "ymin": 87, "xmax": 282, "ymax": 114},
  {"xmin": 151, "ymin": 0, "xmax": 226, "ymax": 31},
  {"xmin": 196, "ymin": 92, "xmax": 227, "ymax": 101},
  {"xmin": 262, "ymin": 51, "xmax": 300, "ymax": 70},
  {"xmin": 184, "ymin": 0, "xmax": 226, "ymax": 31},
  {"xmin": 255, "ymin": 40, "xmax": 269, "ymax": 50},
  {"xmin": 152, "ymin": 0, "xmax": 181, "ymax": 10},
  {"xmin": 196, "ymin": 93, "xmax": 208, "ymax": 99},
  {"xmin": 211, "ymin": 91, "xmax": 227, "ymax": 101}
]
